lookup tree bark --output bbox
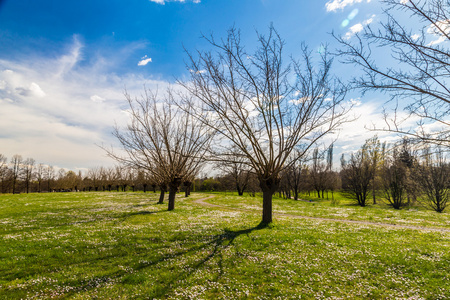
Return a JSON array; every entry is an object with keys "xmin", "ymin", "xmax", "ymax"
[
  {"xmin": 168, "ymin": 178, "xmax": 182, "ymax": 211},
  {"xmin": 259, "ymin": 176, "xmax": 279, "ymax": 224},
  {"xmin": 158, "ymin": 190, "xmax": 165, "ymax": 204},
  {"xmin": 262, "ymin": 190, "xmax": 273, "ymax": 224}
]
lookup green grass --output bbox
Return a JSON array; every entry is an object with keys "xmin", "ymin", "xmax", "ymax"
[
  {"xmin": 1, "ymin": 192, "xmax": 449, "ymax": 299},
  {"xmin": 205, "ymin": 191, "xmax": 450, "ymax": 229}
]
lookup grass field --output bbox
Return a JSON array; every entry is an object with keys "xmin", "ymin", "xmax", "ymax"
[{"xmin": 1, "ymin": 192, "xmax": 449, "ymax": 299}]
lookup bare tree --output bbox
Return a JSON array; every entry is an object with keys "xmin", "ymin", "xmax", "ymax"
[
  {"xmin": 36, "ymin": 163, "xmax": 45, "ymax": 193},
  {"xmin": 381, "ymin": 148, "xmax": 409, "ymax": 209},
  {"xmin": 45, "ymin": 165, "xmax": 54, "ymax": 192},
  {"xmin": 23, "ymin": 158, "xmax": 35, "ymax": 194},
  {"xmin": 180, "ymin": 26, "xmax": 351, "ymax": 223},
  {"xmin": 336, "ymin": 0, "xmax": 450, "ymax": 146},
  {"xmin": 0, "ymin": 154, "xmax": 8, "ymax": 193},
  {"xmin": 366, "ymin": 136, "xmax": 385, "ymax": 205},
  {"xmin": 414, "ymin": 148, "xmax": 450, "ymax": 212},
  {"xmin": 10, "ymin": 155, "xmax": 23, "ymax": 194},
  {"xmin": 216, "ymin": 148, "xmax": 251, "ymax": 196},
  {"xmin": 340, "ymin": 140, "xmax": 375, "ymax": 207},
  {"xmin": 105, "ymin": 89, "xmax": 212, "ymax": 211},
  {"xmin": 310, "ymin": 148, "xmax": 329, "ymax": 199},
  {"xmin": 287, "ymin": 158, "xmax": 304, "ymax": 201},
  {"xmin": 88, "ymin": 167, "xmax": 101, "ymax": 191}
]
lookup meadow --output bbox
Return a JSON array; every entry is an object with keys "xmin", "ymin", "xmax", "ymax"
[{"xmin": 1, "ymin": 191, "xmax": 449, "ymax": 299}]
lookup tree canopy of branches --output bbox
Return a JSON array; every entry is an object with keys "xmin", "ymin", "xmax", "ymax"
[
  {"xmin": 106, "ymin": 90, "xmax": 212, "ymax": 211},
  {"xmin": 336, "ymin": 0, "xmax": 450, "ymax": 147},
  {"xmin": 180, "ymin": 26, "xmax": 351, "ymax": 223}
]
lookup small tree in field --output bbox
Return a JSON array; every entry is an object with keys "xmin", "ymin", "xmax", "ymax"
[
  {"xmin": 414, "ymin": 148, "xmax": 450, "ymax": 213},
  {"xmin": 381, "ymin": 149, "xmax": 409, "ymax": 209},
  {"xmin": 105, "ymin": 90, "xmax": 212, "ymax": 211},
  {"xmin": 0, "ymin": 154, "xmax": 8, "ymax": 193},
  {"xmin": 216, "ymin": 148, "xmax": 251, "ymax": 196},
  {"xmin": 180, "ymin": 26, "xmax": 351, "ymax": 223},
  {"xmin": 340, "ymin": 140, "xmax": 375, "ymax": 207},
  {"xmin": 11, "ymin": 154, "xmax": 22, "ymax": 194}
]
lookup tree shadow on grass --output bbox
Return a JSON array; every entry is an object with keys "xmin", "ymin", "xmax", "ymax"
[
  {"xmin": 8, "ymin": 222, "xmax": 268, "ymax": 299},
  {"xmin": 138, "ymin": 221, "xmax": 269, "ymax": 298}
]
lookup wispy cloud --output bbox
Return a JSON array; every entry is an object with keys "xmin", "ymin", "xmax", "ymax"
[
  {"xmin": 325, "ymin": 0, "xmax": 371, "ymax": 12},
  {"xmin": 149, "ymin": 0, "xmax": 200, "ymax": 4},
  {"xmin": 343, "ymin": 15, "xmax": 375, "ymax": 39},
  {"xmin": 0, "ymin": 37, "xmax": 170, "ymax": 169}
]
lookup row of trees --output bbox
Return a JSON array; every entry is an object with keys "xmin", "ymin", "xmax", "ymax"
[
  {"xmin": 0, "ymin": 156, "xmax": 152, "ymax": 194},
  {"xmin": 0, "ymin": 154, "xmax": 57, "ymax": 194},
  {"xmin": 2, "ymin": 136, "xmax": 449, "ymax": 214},
  {"xmin": 341, "ymin": 137, "xmax": 449, "ymax": 213}
]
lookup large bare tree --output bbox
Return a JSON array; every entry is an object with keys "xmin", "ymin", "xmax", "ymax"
[
  {"xmin": 180, "ymin": 26, "xmax": 351, "ymax": 223},
  {"xmin": 336, "ymin": 0, "xmax": 450, "ymax": 147},
  {"xmin": 106, "ymin": 90, "xmax": 212, "ymax": 211}
]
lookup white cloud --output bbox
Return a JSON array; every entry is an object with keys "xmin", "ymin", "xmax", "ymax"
[
  {"xmin": 138, "ymin": 55, "xmax": 152, "ymax": 66},
  {"xmin": 29, "ymin": 82, "xmax": 46, "ymax": 98},
  {"xmin": 90, "ymin": 95, "xmax": 105, "ymax": 103},
  {"xmin": 0, "ymin": 38, "xmax": 172, "ymax": 170},
  {"xmin": 56, "ymin": 34, "xmax": 83, "ymax": 77},
  {"xmin": 427, "ymin": 19, "xmax": 450, "ymax": 46},
  {"xmin": 325, "ymin": 0, "xmax": 371, "ymax": 12},
  {"xmin": 343, "ymin": 15, "xmax": 375, "ymax": 39},
  {"xmin": 411, "ymin": 33, "xmax": 421, "ymax": 40}
]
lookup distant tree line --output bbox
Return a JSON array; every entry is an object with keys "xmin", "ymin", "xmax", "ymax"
[{"xmin": 3, "ymin": 135, "xmax": 448, "ymax": 213}]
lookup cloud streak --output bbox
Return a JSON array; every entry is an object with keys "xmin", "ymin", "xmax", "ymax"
[
  {"xmin": 325, "ymin": 0, "xmax": 371, "ymax": 12},
  {"xmin": 149, "ymin": 0, "xmax": 201, "ymax": 4}
]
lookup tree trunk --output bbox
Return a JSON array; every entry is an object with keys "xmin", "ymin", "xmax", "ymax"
[
  {"xmin": 159, "ymin": 190, "xmax": 165, "ymax": 204},
  {"xmin": 183, "ymin": 181, "xmax": 191, "ymax": 197},
  {"xmin": 372, "ymin": 182, "xmax": 376, "ymax": 204},
  {"xmin": 158, "ymin": 184, "xmax": 167, "ymax": 204},
  {"xmin": 168, "ymin": 189, "xmax": 176, "ymax": 210},
  {"xmin": 262, "ymin": 190, "xmax": 273, "ymax": 224},
  {"xmin": 168, "ymin": 178, "xmax": 182, "ymax": 211},
  {"xmin": 259, "ymin": 176, "xmax": 279, "ymax": 224}
]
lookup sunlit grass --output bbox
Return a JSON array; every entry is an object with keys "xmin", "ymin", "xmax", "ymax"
[
  {"xmin": 1, "ymin": 191, "xmax": 449, "ymax": 299},
  {"xmin": 204, "ymin": 191, "xmax": 450, "ymax": 229}
]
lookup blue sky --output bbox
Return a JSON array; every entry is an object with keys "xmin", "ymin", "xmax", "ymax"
[{"xmin": 0, "ymin": 0, "xmax": 402, "ymax": 172}]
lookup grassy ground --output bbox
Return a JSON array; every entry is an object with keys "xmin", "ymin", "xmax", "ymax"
[
  {"xmin": 206, "ymin": 191, "xmax": 450, "ymax": 229},
  {"xmin": 1, "ymin": 191, "xmax": 449, "ymax": 299}
]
